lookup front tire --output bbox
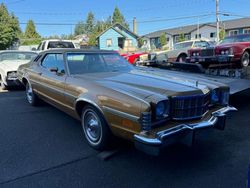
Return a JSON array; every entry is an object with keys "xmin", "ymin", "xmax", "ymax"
[
  {"xmin": 26, "ymin": 82, "xmax": 39, "ymax": 106},
  {"xmin": 81, "ymin": 105, "xmax": 112, "ymax": 150},
  {"xmin": 177, "ymin": 54, "xmax": 187, "ymax": 63},
  {"xmin": 241, "ymin": 51, "xmax": 250, "ymax": 67}
]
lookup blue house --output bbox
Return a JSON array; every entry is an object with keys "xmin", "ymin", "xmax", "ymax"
[{"xmin": 96, "ymin": 23, "xmax": 139, "ymax": 52}]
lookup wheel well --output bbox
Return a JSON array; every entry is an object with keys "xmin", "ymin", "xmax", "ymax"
[
  {"xmin": 22, "ymin": 78, "xmax": 28, "ymax": 86},
  {"xmin": 243, "ymin": 48, "xmax": 250, "ymax": 56},
  {"xmin": 75, "ymin": 100, "xmax": 98, "ymax": 118},
  {"xmin": 177, "ymin": 53, "xmax": 187, "ymax": 59}
]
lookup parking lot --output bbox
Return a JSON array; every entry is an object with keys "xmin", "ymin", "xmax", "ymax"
[{"xmin": 0, "ymin": 87, "xmax": 249, "ymax": 188}]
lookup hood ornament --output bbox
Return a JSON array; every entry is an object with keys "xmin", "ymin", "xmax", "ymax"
[{"xmin": 196, "ymin": 80, "xmax": 199, "ymax": 87}]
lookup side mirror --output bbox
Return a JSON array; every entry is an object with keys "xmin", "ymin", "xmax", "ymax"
[{"xmin": 49, "ymin": 67, "xmax": 58, "ymax": 73}]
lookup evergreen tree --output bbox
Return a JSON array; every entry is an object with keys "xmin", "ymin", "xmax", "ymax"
[
  {"xmin": 0, "ymin": 3, "xmax": 21, "ymax": 50},
  {"xmin": 85, "ymin": 12, "xmax": 95, "ymax": 35},
  {"xmin": 74, "ymin": 21, "xmax": 85, "ymax": 36},
  {"xmin": 112, "ymin": 7, "xmax": 129, "ymax": 28},
  {"xmin": 24, "ymin": 20, "xmax": 40, "ymax": 39}
]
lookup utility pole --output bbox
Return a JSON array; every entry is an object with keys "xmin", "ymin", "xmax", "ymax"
[
  {"xmin": 216, "ymin": 0, "xmax": 220, "ymax": 42},
  {"xmin": 197, "ymin": 17, "xmax": 200, "ymax": 39}
]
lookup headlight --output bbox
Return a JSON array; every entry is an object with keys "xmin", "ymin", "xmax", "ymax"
[
  {"xmin": 211, "ymin": 90, "xmax": 219, "ymax": 103},
  {"xmin": 196, "ymin": 52, "xmax": 200, "ymax": 56},
  {"xmin": 7, "ymin": 71, "xmax": 17, "ymax": 79},
  {"xmin": 211, "ymin": 89, "xmax": 229, "ymax": 105},
  {"xmin": 156, "ymin": 100, "xmax": 169, "ymax": 119},
  {"xmin": 221, "ymin": 50, "xmax": 225, "ymax": 55},
  {"xmin": 220, "ymin": 91, "xmax": 229, "ymax": 105}
]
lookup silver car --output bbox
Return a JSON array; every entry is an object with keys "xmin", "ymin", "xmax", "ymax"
[{"xmin": 0, "ymin": 50, "xmax": 37, "ymax": 90}]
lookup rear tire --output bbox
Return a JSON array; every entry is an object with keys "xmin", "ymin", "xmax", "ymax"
[
  {"xmin": 241, "ymin": 51, "xmax": 250, "ymax": 67},
  {"xmin": 26, "ymin": 82, "xmax": 39, "ymax": 106},
  {"xmin": 81, "ymin": 105, "xmax": 112, "ymax": 150}
]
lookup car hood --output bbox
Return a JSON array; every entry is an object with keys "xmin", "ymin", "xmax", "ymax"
[
  {"xmin": 74, "ymin": 69, "xmax": 211, "ymax": 100},
  {"xmin": 0, "ymin": 60, "xmax": 30, "ymax": 72}
]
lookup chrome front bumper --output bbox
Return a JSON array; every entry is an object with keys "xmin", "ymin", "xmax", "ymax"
[{"xmin": 134, "ymin": 106, "xmax": 237, "ymax": 155}]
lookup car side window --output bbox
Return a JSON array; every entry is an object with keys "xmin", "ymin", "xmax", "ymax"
[{"xmin": 41, "ymin": 54, "xmax": 65, "ymax": 75}]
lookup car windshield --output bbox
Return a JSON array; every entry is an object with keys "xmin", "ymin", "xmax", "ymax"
[
  {"xmin": 0, "ymin": 52, "xmax": 37, "ymax": 62},
  {"xmin": 220, "ymin": 35, "xmax": 250, "ymax": 44},
  {"xmin": 48, "ymin": 41, "xmax": 75, "ymax": 49},
  {"xmin": 174, "ymin": 41, "xmax": 193, "ymax": 50},
  {"xmin": 67, "ymin": 53, "xmax": 133, "ymax": 74}
]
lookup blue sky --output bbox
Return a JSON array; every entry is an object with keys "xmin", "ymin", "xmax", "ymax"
[{"xmin": 1, "ymin": 0, "xmax": 250, "ymax": 37}]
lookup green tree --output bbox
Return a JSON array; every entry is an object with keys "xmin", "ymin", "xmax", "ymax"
[
  {"xmin": 0, "ymin": 3, "xmax": 21, "ymax": 50},
  {"xmin": 85, "ymin": 12, "xmax": 95, "ymax": 35},
  {"xmin": 138, "ymin": 38, "xmax": 144, "ymax": 48},
  {"xmin": 24, "ymin": 20, "xmax": 40, "ymax": 39},
  {"xmin": 112, "ymin": 7, "xmax": 129, "ymax": 28},
  {"xmin": 74, "ymin": 21, "xmax": 85, "ymax": 36},
  {"xmin": 160, "ymin": 33, "xmax": 167, "ymax": 47},
  {"xmin": 178, "ymin": 33, "xmax": 186, "ymax": 42},
  {"xmin": 219, "ymin": 29, "xmax": 226, "ymax": 41}
]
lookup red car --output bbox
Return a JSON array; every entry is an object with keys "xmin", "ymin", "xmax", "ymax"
[
  {"xmin": 121, "ymin": 52, "xmax": 147, "ymax": 65},
  {"xmin": 188, "ymin": 34, "xmax": 250, "ymax": 68}
]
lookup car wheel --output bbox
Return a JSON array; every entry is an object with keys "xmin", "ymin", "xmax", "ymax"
[
  {"xmin": 177, "ymin": 55, "xmax": 187, "ymax": 63},
  {"xmin": 81, "ymin": 105, "xmax": 112, "ymax": 150},
  {"xmin": 241, "ymin": 51, "xmax": 250, "ymax": 67},
  {"xmin": 133, "ymin": 58, "xmax": 139, "ymax": 66},
  {"xmin": 26, "ymin": 82, "xmax": 39, "ymax": 106}
]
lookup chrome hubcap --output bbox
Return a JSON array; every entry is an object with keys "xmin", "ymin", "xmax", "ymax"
[
  {"xmin": 242, "ymin": 54, "xmax": 249, "ymax": 67},
  {"xmin": 26, "ymin": 84, "xmax": 33, "ymax": 103},
  {"xmin": 83, "ymin": 111, "xmax": 102, "ymax": 144}
]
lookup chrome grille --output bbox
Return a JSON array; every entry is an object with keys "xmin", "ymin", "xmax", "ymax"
[
  {"xmin": 200, "ymin": 48, "xmax": 214, "ymax": 57},
  {"xmin": 171, "ymin": 93, "xmax": 210, "ymax": 120}
]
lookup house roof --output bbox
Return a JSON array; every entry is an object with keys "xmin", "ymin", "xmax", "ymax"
[
  {"xmin": 144, "ymin": 18, "xmax": 250, "ymax": 38},
  {"xmin": 96, "ymin": 23, "xmax": 139, "ymax": 39}
]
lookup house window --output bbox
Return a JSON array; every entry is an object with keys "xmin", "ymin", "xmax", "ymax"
[
  {"xmin": 229, "ymin": 30, "xmax": 239, "ymax": 36},
  {"xmin": 174, "ymin": 36, "xmax": 180, "ymax": 43},
  {"xmin": 210, "ymin": 32, "xmax": 216, "ymax": 38},
  {"xmin": 166, "ymin": 37, "xmax": 170, "ymax": 42},
  {"xmin": 195, "ymin": 34, "xmax": 201, "ymax": 39},
  {"xmin": 185, "ymin": 34, "xmax": 191, "ymax": 40},
  {"xmin": 244, "ymin": 28, "xmax": 250, "ymax": 34},
  {"xmin": 106, "ymin": 39, "xmax": 112, "ymax": 47},
  {"xmin": 127, "ymin": 39, "xmax": 133, "ymax": 47}
]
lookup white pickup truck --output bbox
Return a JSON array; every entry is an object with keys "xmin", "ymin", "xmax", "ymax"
[{"xmin": 37, "ymin": 39, "xmax": 76, "ymax": 51}]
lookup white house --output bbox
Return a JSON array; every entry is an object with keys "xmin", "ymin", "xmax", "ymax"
[{"xmin": 143, "ymin": 18, "xmax": 250, "ymax": 49}]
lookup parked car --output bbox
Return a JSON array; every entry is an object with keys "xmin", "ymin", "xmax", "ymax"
[
  {"xmin": 18, "ymin": 49, "xmax": 236, "ymax": 155},
  {"xmin": 144, "ymin": 40, "xmax": 211, "ymax": 66},
  {"xmin": 121, "ymin": 52, "xmax": 147, "ymax": 65},
  {"xmin": 0, "ymin": 50, "xmax": 37, "ymax": 90},
  {"xmin": 188, "ymin": 34, "xmax": 250, "ymax": 68},
  {"xmin": 37, "ymin": 39, "xmax": 76, "ymax": 51}
]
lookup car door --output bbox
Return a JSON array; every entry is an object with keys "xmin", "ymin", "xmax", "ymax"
[{"xmin": 34, "ymin": 53, "xmax": 67, "ymax": 107}]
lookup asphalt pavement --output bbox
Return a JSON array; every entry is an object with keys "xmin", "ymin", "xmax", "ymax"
[{"xmin": 0, "ymin": 89, "xmax": 249, "ymax": 188}]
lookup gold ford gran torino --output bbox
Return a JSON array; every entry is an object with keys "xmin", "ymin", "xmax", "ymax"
[{"xmin": 17, "ymin": 49, "xmax": 237, "ymax": 155}]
